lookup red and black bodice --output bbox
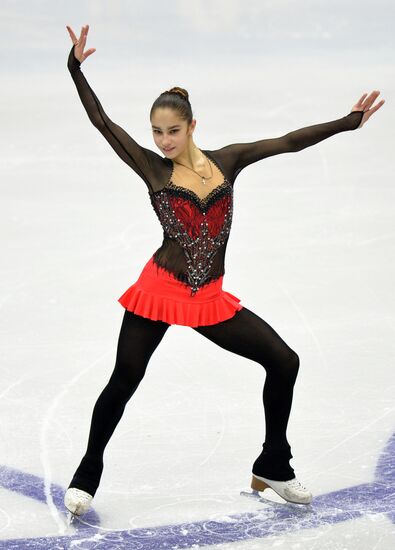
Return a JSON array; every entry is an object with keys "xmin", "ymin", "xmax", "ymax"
[{"xmin": 149, "ymin": 173, "xmax": 233, "ymax": 297}]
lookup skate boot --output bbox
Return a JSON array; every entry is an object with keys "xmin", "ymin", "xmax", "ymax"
[
  {"xmin": 64, "ymin": 454, "xmax": 103, "ymax": 522},
  {"xmin": 64, "ymin": 487, "xmax": 93, "ymax": 516},
  {"xmin": 251, "ymin": 443, "xmax": 312, "ymax": 505}
]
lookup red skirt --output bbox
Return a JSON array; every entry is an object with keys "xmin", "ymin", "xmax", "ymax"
[{"xmin": 117, "ymin": 255, "xmax": 243, "ymax": 327}]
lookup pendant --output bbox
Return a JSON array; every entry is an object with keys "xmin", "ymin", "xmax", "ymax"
[{"xmin": 202, "ymin": 177, "xmax": 206, "ymax": 185}]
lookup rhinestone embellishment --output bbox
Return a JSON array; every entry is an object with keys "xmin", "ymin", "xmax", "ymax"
[{"xmin": 150, "ymin": 180, "xmax": 233, "ymax": 296}]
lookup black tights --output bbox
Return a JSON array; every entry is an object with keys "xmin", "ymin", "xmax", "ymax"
[{"xmin": 68, "ymin": 306, "xmax": 299, "ymax": 496}]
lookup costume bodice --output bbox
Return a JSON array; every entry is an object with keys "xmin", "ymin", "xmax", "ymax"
[{"xmin": 150, "ymin": 177, "xmax": 233, "ymax": 295}]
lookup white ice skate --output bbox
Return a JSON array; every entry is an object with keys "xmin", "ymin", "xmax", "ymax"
[
  {"xmin": 64, "ymin": 487, "xmax": 93, "ymax": 524},
  {"xmin": 248, "ymin": 474, "xmax": 313, "ymax": 504}
]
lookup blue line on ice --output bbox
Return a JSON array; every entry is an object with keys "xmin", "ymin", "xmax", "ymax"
[{"xmin": 0, "ymin": 432, "xmax": 393, "ymax": 548}]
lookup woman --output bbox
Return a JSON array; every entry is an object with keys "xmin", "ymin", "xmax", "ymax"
[{"xmin": 64, "ymin": 24, "xmax": 384, "ymax": 519}]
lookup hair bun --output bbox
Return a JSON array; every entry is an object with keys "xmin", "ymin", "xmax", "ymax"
[
  {"xmin": 152, "ymin": 86, "xmax": 193, "ymax": 126},
  {"xmin": 167, "ymin": 87, "xmax": 189, "ymax": 102}
]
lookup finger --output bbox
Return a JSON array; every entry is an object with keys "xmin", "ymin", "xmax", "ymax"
[
  {"xmin": 366, "ymin": 90, "xmax": 381, "ymax": 109},
  {"xmin": 85, "ymin": 48, "xmax": 96, "ymax": 59},
  {"xmin": 368, "ymin": 90, "xmax": 380, "ymax": 100},
  {"xmin": 357, "ymin": 93, "xmax": 368, "ymax": 106},
  {"xmin": 66, "ymin": 25, "xmax": 77, "ymax": 43},
  {"xmin": 82, "ymin": 24, "xmax": 89, "ymax": 47},
  {"xmin": 369, "ymin": 99, "xmax": 385, "ymax": 114},
  {"xmin": 355, "ymin": 93, "xmax": 368, "ymax": 110},
  {"xmin": 361, "ymin": 90, "xmax": 379, "ymax": 110}
]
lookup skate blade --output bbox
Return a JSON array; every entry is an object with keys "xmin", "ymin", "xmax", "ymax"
[
  {"xmin": 240, "ymin": 489, "xmax": 262, "ymax": 500},
  {"xmin": 240, "ymin": 489, "xmax": 278, "ymax": 504},
  {"xmin": 240, "ymin": 489, "xmax": 291, "ymax": 507},
  {"xmin": 66, "ymin": 511, "xmax": 78, "ymax": 527},
  {"xmin": 241, "ymin": 489, "xmax": 312, "ymax": 510}
]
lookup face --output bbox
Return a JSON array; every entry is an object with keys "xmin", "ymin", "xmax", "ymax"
[{"xmin": 151, "ymin": 108, "xmax": 196, "ymax": 157}]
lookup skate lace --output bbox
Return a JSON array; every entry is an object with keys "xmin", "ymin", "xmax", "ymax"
[
  {"xmin": 79, "ymin": 493, "xmax": 92, "ymax": 504},
  {"xmin": 287, "ymin": 478, "xmax": 308, "ymax": 491},
  {"xmin": 70, "ymin": 488, "xmax": 92, "ymax": 503}
]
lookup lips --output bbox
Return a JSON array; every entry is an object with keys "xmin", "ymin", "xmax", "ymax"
[{"xmin": 164, "ymin": 148, "xmax": 174, "ymax": 152}]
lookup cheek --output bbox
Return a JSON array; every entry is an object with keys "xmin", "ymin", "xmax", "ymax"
[{"xmin": 176, "ymin": 133, "xmax": 187, "ymax": 144}]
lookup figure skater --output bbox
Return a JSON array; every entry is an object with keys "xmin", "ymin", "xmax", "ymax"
[{"xmin": 64, "ymin": 23, "xmax": 384, "ymax": 520}]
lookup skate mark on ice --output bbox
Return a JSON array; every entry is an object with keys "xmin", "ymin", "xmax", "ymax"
[{"xmin": 0, "ymin": 431, "xmax": 393, "ymax": 548}]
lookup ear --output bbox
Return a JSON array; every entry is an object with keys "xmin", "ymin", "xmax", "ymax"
[{"xmin": 189, "ymin": 119, "xmax": 197, "ymax": 134}]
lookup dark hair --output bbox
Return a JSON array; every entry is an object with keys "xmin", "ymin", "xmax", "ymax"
[{"xmin": 150, "ymin": 87, "xmax": 193, "ymax": 126}]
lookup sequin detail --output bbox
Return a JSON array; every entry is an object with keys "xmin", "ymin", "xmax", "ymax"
[{"xmin": 150, "ymin": 179, "xmax": 233, "ymax": 297}]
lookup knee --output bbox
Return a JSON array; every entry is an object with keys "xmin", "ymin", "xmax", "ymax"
[
  {"xmin": 283, "ymin": 350, "xmax": 300, "ymax": 383},
  {"xmin": 266, "ymin": 349, "xmax": 299, "ymax": 383},
  {"xmin": 291, "ymin": 350, "xmax": 300, "ymax": 371}
]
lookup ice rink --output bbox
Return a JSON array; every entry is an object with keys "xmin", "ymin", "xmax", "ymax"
[{"xmin": 1, "ymin": 1, "xmax": 394, "ymax": 548}]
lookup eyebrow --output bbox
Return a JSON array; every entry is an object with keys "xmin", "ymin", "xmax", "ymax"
[{"xmin": 151, "ymin": 125, "xmax": 181, "ymax": 130}]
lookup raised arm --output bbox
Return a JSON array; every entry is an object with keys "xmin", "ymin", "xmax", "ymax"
[
  {"xmin": 215, "ymin": 111, "xmax": 363, "ymax": 181},
  {"xmin": 215, "ymin": 90, "xmax": 384, "ymax": 182},
  {"xmin": 66, "ymin": 25, "xmax": 165, "ymax": 193}
]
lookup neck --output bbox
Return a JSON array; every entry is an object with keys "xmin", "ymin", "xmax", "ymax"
[{"xmin": 173, "ymin": 140, "xmax": 205, "ymax": 169}]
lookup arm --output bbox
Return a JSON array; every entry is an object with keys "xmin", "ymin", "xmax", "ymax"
[
  {"xmin": 67, "ymin": 44, "xmax": 161, "ymax": 192},
  {"xmin": 218, "ymin": 110, "xmax": 364, "ymax": 180}
]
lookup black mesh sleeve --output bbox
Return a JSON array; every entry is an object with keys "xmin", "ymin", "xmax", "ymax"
[
  {"xmin": 213, "ymin": 110, "xmax": 364, "ymax": 182},
  {"xmin": 67, "ymin": 45, "xmax": 168, "ymax": 193}
]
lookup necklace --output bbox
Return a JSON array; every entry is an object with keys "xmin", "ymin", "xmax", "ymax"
[{"xmin": 172, "ymin": 147, "xmax": 213, "ymax": 186}]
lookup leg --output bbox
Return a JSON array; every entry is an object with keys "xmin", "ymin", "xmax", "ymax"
[
  {"xmin": 192, "ymin": 306, "xmax": 300, "ymax": 480},
  {"xmin": 68, "ymin": 309, "xmax": 170, "ymax": 496}
]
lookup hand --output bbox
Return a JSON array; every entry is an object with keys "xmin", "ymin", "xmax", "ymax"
[
  {"xmin": 66, "ymin": 24, "xmax": 96, "ymax": 63},
  {"xmin": 351, "ymin": 90, "xmax": 385, "ymax": 129}
]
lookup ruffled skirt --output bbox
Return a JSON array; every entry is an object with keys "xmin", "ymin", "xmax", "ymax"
[{"xmin": 117, "ymin": 255, "xmax": 243, "ymax": 327}]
